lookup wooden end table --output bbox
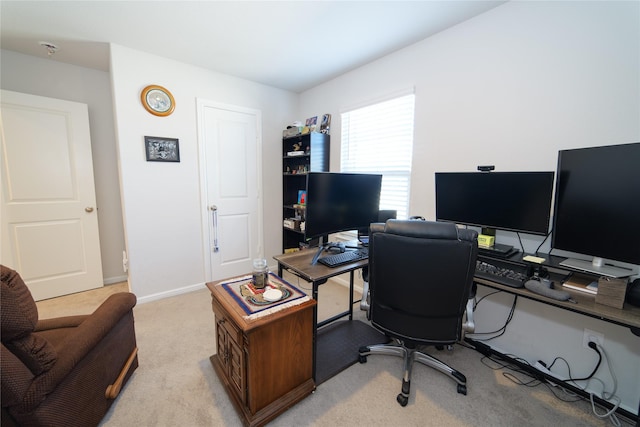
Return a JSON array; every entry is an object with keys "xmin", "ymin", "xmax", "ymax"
[{"xmin": 207, "ymin": 276, "xmax": 316, "ymax": 427}]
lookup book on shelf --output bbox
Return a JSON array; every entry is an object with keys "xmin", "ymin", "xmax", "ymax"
[
  {"xmin": 562, "ymin": 275, "xmax": 598, "ymax": 295},
  {"xmin": 283, "ymin": 218, "xmax": 301, "ymax": 231}
]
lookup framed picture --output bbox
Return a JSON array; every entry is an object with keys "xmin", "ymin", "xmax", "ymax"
[
  {"xmin": 305, "ymin": 116, "xmax": 318, "ymax": 133},
  {"xmin": 145, "ymin": 136, "xmax": 180, "ymax": 162},
  {"xmin": 297, "ymin": 190, "xmax": 307, "ymax": 205},
  {"xmin": 320, "ymin": 114, "xmax": 331, "ymax": 133}
]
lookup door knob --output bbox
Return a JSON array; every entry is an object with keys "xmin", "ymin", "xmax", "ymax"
[{"xmin": 85, "ymin": 207, "xmax": 94, "ymax": 213}]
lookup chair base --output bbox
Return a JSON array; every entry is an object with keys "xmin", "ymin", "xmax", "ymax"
[{"xmin": 359, "ymin": 340, "xmax": 467, "ymax": 406}]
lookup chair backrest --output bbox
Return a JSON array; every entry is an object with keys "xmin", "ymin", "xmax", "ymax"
[
  {"xmin": 368, "ymin": 220, "xmax": 478, "ymax": 345},
  {"xmin": 1, "ymin": 265, "xmax": 57, "ymax": 376}
]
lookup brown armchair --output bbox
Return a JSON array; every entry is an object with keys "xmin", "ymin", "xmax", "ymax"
[{"xmin": 1, "ymin": 265, "xmax": 138, "ymax": 427}]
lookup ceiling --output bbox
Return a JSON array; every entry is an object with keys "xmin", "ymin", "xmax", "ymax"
[{"xmin": 0, "ymin": 1, "xmax": 505, "ymax": 93}]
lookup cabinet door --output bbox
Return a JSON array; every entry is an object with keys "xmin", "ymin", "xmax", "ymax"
[
  {"xmin": 228, "ymin": 338, "xmax": 246, "ymax": 403},
  {"xmin": 215, "ymin": 320, "xmax": 229, "ymax": 369}
]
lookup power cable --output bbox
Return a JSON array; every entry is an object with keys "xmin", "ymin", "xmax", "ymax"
[{"xmin": 467, "ymin": 293, "xmax": 517, "ymax": 341}]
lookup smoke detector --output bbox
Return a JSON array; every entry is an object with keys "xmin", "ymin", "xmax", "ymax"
[{"xmin": 38, "ymin": 41, "xmax": 59, "ymax": 56}]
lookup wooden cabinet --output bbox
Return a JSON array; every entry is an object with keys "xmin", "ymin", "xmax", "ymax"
[
  {"xmin": 282, "ymin": 133, "xmax": 330, "ymax": 252},
  {"xmin": 207, "ymin": 280, "xmax": 316, "ymax": 427},
  {"xmin": 215, "ymin": 307, "xmax": 246, "ymax": 399}
]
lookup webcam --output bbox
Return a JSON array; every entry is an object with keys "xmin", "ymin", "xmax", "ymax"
[{"xmin": 477, "ymin": 165, "xmax": 495, "ymax": 172}]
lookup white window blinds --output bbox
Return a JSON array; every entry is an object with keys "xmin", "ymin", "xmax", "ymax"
[{"xmin": 340, "ymin": 93, "xmax": 415, "ymax": 219}]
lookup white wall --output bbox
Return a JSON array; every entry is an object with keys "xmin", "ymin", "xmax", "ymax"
[
  {"xmin": 299, "ymin": 1, "xmax": 640, "ymax": 414},
  {"xmin": 109, "ymin": 44, "xmax": 297, "ymax": 302},
  {"xmin": 0, "ymin": 49, "xmax": 127, "ymax": 284}
]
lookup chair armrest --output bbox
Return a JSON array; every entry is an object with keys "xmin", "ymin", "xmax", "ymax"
[
  {"xmin": 22, "ymin": 293, "xmax": 136, "ymax": 411},
  {"xmin": 462, "ymin": 296, "xmax": 475, "ymax": 333},
  {"xmin": 359, "ymin": 279, "xmax": 370, "ymax": 313},
  {"xmin": 35, "ymin": 315, "xmax": 87, "ymax": 331}
]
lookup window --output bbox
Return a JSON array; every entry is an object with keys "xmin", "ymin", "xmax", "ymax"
[{"xmin": 341, "ymin": 93, "xmax": 415, "ymax": 219}]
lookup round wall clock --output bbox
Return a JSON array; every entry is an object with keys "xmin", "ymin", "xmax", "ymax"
[{"xmin": 141, "ymin": 85, "xmax": 175, "ymax": 116}]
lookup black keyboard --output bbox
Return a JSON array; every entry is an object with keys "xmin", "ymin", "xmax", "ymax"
[
  {"xmin": 318, "ymin": 249, "xmax": 369, "ymax": 268},
  {"xmin": 475, "ymin": 260, "xmax": 528, "ymax": 288}
]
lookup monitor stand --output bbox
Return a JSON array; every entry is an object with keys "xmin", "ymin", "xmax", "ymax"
[
  {"xmin": 311, "ymin": 244, "xmax": 326, "ymax": 265},
  {"xmin": 559, "ymin": 257, "xmax": 633, "ymax": 278},
  {"xmin": 311, "ymin": 242, "xmax": 345, "ymax": 265}
]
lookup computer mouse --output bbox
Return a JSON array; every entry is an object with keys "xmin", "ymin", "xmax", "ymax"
[{"xmin": 539, "ymin": 278, "xmax": 554, "ymax": 288}]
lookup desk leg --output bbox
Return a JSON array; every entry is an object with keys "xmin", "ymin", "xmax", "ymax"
[
  {"xmin": 349, "ymin": 270, "xmax": 354, "ymax": 320},
  {"xmin": 312, "ymin": 280, "xmax": 319, "ymax": 382}
]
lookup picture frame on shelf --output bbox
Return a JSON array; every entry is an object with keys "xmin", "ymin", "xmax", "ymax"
[
  {"xmin": 297, "ymin": 190, "xmax": 307, "ymax": 205},
  {"xmin": 145, "ymin": 136, "xmax": 180, "ymax": 162},
  {"xmin": 320, "ymin": 114, "xmax": 331, "ymax": 133},
  {"xmin": 305, "ymin": 116, "xmax": 318, "ymax": 133}
]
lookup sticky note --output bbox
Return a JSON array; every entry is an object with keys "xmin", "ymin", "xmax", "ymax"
[{"xmin": 523, "ymin": 255, "xmax": 546, "ymax": 264}]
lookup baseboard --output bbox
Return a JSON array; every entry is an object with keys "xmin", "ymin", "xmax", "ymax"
[
  {"xmin": 329, "ymin": 275, "xmax": 364, "ymax": 295},
  {"xmin": 104, "ymin": 275, "xmax": 128, "ymax": 285},
  {"xmin": 136, "ymin": 282, "xmax": 207, "ymax": 305}
]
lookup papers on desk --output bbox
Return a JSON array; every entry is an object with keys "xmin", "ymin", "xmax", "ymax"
[{"xmin": 562, "ymin": 275, "xmax": 598, "ymax": 295}]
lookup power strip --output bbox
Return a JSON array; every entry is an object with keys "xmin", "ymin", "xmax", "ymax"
[{"xmin": 534, "ymin": 361, "xmax": 565, "ymax": 385}]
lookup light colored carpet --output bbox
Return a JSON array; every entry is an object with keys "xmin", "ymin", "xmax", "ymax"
[{"xmin": 36, "ymin": 276, "xmax": 633, "ymax": 427}]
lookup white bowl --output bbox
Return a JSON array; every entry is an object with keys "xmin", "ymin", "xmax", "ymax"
[{"xmin": 263, "ymin": 288, "xmax": 283, "ymax": 302}]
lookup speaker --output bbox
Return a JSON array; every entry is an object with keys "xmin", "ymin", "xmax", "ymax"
[
  {"xmin": 626, "ymin": 278, "xmax": 640, "ymax": 308},
  {"xmin": 378, "ymin": 210, "xmax": 397, "ymax": 222},
  {"xmin": 358, "ymin": 210, "xmax": 397, "ymax": 242}
]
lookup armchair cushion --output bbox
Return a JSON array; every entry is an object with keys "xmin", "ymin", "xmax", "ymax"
[
  {"xmin": 22, "ymin": 293, "xmax": 136, "ymax": 412},
  {"xmin": 1, "ymin": 344, "xmax": 34, "ymax": 407},
  {"xmin": 4, "ymin": 334, "xmax": 57, "ymax": 376},
  {"xmin": 1, "ymin": 266, "xmax": 58, "ymax": 375}
]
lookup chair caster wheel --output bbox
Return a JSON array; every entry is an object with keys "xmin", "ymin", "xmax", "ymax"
[
  {"xmin": 397, "ymin": 394, "xmax": 408, "ymax": 406},
  {"xmin": 359, "ymin": 355, "xmax": 367, "ymax": 364},
  {"xmin": 457, "ymin": 384, "xmax": 467, "ymax": 395}
]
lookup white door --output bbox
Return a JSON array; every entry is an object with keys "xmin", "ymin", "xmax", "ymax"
[
  {"xmin": 197, "ymin": 100, "xmax": 263, "ymax": 280},
  {"xmin": 1, "ymin": 90, "xmax": 103, "ymax": 300}
]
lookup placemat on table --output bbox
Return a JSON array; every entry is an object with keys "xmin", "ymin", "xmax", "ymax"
[{"xmin": 221, "ymin": 272, "xmax": 310, "ymax": 319}]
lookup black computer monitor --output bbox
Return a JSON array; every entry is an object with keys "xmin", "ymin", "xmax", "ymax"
[
  {"xmin": 435, "ymin": 171, "xmax": 555, "ymax": 255},
  {"xmin": 304, "ymin": 172, "xmax": 382, "ymax": 240},
  {"xmin": 551, "ymin": 142, "xmax": 640, "ymax": 277}
]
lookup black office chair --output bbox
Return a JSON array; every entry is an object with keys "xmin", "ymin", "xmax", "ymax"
[{"xmin": 358, "ymin": 219, "xmax": 478, "ymax": 406}]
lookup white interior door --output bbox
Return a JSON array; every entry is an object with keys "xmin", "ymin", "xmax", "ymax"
[
  {"xmin": 1, "ymin": 90, "xmax": 103, "ymax": 300},
  {"xmin": 197, "ymin": 100, "xmax": 263, "ymax": 280}
]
